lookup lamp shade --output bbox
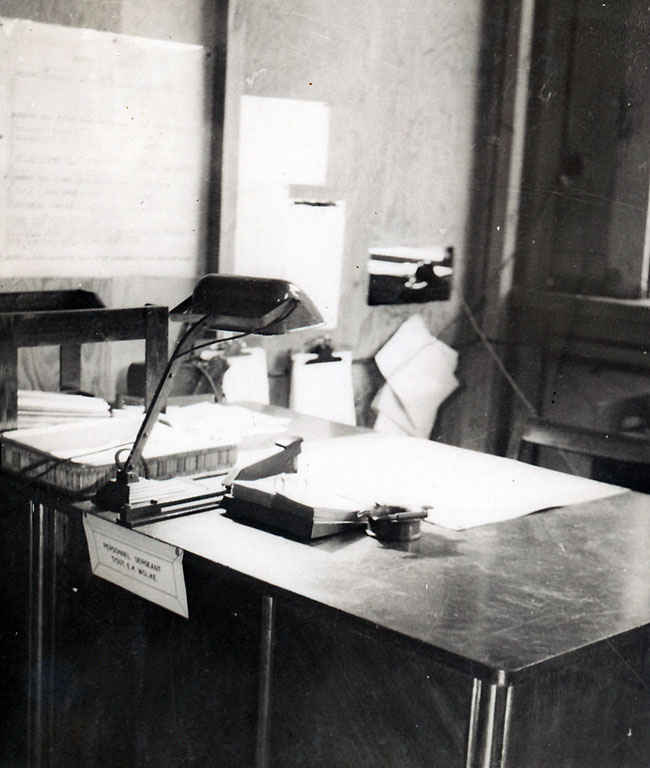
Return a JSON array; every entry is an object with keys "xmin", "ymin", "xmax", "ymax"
[{"xmin": 171, "ymin": 274, "xmax": 323, "ymax": 334}]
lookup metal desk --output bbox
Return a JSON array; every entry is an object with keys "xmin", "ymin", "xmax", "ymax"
[{"xmin": 8, "ymin": 406, "xmax": 650, "ymax": 767}]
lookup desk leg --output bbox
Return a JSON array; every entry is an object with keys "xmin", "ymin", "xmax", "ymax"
[
  {"xmin": 465, "ymin": 676, "xmax": 514, "ymax": 768},
  {"xmin": 256, "ymin": 594, "xmax": 275, "ymax": 768},
  {"xmin": 27, "ymin": 502, "xmax": 57, "ymax": 768}
]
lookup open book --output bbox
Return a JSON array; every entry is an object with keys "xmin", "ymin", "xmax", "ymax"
[{"xmin": 228, "ymin": 474, "xmax": 365, "ymax": 540}]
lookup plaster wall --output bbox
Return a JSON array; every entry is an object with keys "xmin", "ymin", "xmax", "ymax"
[
  {"xmin": 220, "ymin": 0, "xmax": 484, "ymax": 434},
  {"xmin": 1, "ymin": 0, "xmax": 490, "ymax": 441}
]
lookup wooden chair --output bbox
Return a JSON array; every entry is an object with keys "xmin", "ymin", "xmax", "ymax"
[
  {"xmin": 508, "ymin": 416, "xmax": 650, "ymax": 491},
  {"xmin": 0, "ymin": 290, "xmax": 168, "ymax": 431}
]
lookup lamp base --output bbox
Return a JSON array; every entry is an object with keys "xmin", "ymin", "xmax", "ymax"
[
  {"xmin": 93, "ymin": 436, "xmax": 304, "ymax": 527},
  {"xmin": 94, "ymin": 475, "xmax": 133, "ymax": 514},
  {"xmin": 94, "ymin": 475, "xmax": 226, "ymax": 527}
]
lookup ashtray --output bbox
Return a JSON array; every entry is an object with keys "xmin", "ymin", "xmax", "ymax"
[{"xmin": 362, "ymin": 504, "xmax": 429, "ymax": 542}]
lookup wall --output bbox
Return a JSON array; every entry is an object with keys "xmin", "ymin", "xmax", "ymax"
[
  {"xmin": 220, "ymin": 0, "xmax": 488, "ymax": 441},
  {"xmin": 0, "ymin": 0, "xmax": 226, "ymax": 399},
  {"xmin": 0, "ymin": 0, "xmax": 510, "ymax": 449}
]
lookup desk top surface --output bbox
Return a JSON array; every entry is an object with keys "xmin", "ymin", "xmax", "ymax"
[{"xmin": 67, "ymin": 407, "xmax": 650, "ymax": 680}]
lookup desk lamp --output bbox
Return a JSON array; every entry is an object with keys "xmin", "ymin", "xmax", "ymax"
[{"xmin": 94, "ymin": 274, "xmax": 323, "ymax": 526}]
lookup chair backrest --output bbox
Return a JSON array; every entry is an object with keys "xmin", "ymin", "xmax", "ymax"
[{"xmin": 508, "ymin": 416, "xmax": 650, "ymax": 465}]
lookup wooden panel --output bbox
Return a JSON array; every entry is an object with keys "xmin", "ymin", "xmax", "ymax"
[
  {"xmin": 0, "ymin": 316, "xmax": 18, "ymax": 430},
  {"xmin": 503, "ymin": 0, "xmax": 579, "ymax": 454},
  {"xmin": 514, "ymin": 0, "xmax": 575, "ymax": 292},
  {"xmin": 0, "ymin": 290, "xmax": 104, "ymax": 312},
  {"xmin": 511, "ymin": 289, "xmax": 650, "ymax": 351},
  {"xmin": 143, "ymin": 306, "xmax": 169, "ymax": 408},
  {"xmin": 0, "ymin": 492, "xmax": 30, "ymax": 767},
  {"xmin": 58, "ymin": 344, "xmax": 82, "ymax": 392},
  {"xmin": 505, "ymin": 0, "xmax": 650, "ymax": 453},
  {"xmin": 548, "ymin": 0, "xmax": 650, "ymax": 298},
  {"xmin": 9, "ymin": 307, "xmax": 167, "ymax": 348},
  {"xmin": 516, "ymin": 417, "xmax": 650, "ymax": 464}
]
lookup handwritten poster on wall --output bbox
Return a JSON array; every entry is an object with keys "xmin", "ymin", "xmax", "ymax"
[{"xmin": 0, "ymin": 18, "xmax": 208, "ymax": 278}]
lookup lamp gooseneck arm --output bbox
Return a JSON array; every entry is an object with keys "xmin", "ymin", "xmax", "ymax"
[{"xmin": 122, "ymin": 316, "xmax": 210, "ymax": 476}]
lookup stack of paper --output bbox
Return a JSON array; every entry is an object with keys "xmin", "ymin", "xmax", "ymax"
[
  {"xmin": 163, "ymin": 402, "xmax": 290, "ymax": 443},
  {"xmin": 5, "ymin": 415, "xmax": 225, "ymax": 466},
  {"xmin": 17, "ymin": 390, "xmax": 111, "ymax": 429}
]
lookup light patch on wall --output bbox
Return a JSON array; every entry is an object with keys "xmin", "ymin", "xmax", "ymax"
[
  {"xmin": 237, "ymin": 95, "xmax": 329, "ymax": 186},
  {"xmin": 234, "ymin": 95, "xmax": 344, "ymax": 328}
]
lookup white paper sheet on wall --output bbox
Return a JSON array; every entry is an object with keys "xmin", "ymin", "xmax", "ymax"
[
  {"xmin": 290, "ymin": 350, "xmax": 356, "ymax": 426},
  {"xmin": 234, "ymin": 184, "xmax": 291, "ymax": 280},
  {"xmin": 234, "ymin": 95, "xmax": 344, "ymax": 328},
  {"xmin": 286, "ymin": 200, "xmax": 345, "ymax": 328},
  {"xmin": 0, "ymin": 18, "xmax": 208, "ymax": 278}
]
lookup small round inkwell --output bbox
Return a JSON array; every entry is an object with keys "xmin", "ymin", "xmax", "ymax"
[{"xmin": 361, "ymin": 504, "xmax": 429, "ymax": 543}]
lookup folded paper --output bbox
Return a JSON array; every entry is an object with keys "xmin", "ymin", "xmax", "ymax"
[{"xmin": 372, "ymin": 314, "xmax": 458, "ymax": 438}]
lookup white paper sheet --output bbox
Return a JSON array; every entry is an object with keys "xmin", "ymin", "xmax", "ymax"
[
  {"xmin": 372, "ymin": 385, "xmax": 414, "ymax": 434},
  {"xmin": 290, "ymin": 351, "xmax": 356, "ymax": 426},
  {"xmin": 3, "ymin": 403, "xmax": 291, "ymax": 467},
  {"xmin": 164, "ymin": 402, "xmax": 290, "ymax": 441},
  {"xmin": 3, "ymin": 414, "xmax": 237, "ymax": 465},
  {"xmin": 234, "ymin": 183, "xmax": 292, "ymax": 281},
  {"xmin": 234, "ymin": 192, "xmax": 345, "ymax": 328},
  {"xmin": 83, "ymin": 514, "xmax": 188, "ymax": 618},
  {"xmin": 375, "ymin": 314, "xmax": 457, "ymax": 379},
  {"xmin": 296, "ymin": 433, "xmax": 625, "ymax": 530},
  {"xmin": 18, "ymin": 390, "xmax": 110, "ymax": 414},
  {"xmin": 285, "ymin": 200, "xmax": 345, "ymax": 328}
]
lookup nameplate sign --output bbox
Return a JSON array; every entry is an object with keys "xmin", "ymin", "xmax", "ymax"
[{"xmin": 82, "ymin": 513, "xmax": 188, "ymax": 618}]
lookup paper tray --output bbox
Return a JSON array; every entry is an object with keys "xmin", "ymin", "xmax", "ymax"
[
  {"xmin": 225, "ymin": 497, "xmax": 363, "ymax": 541},
  {"xmin": 1, "ymin": 418, "xmax": 237, "ymax": 494}
]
